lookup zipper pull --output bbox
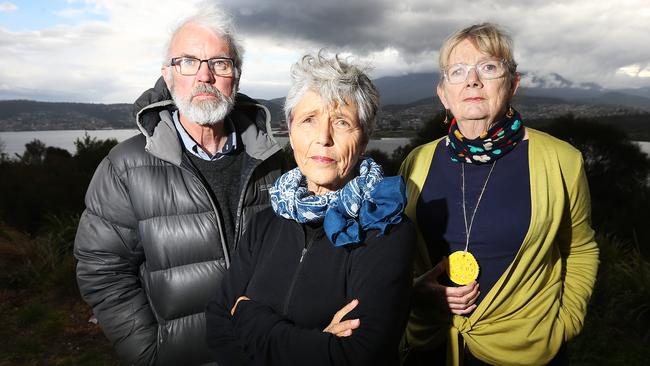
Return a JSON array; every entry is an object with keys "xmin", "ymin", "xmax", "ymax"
[{"xmin": 299, "ymin": 248, "xmax": 307, "ymax": 262}]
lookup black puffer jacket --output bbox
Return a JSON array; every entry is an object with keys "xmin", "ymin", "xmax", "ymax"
[{"xmin": 74, "ymin": 77, "xmax": 284, "ymax": 365}]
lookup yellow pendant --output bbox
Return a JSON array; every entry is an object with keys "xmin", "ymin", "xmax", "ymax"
[{"xmin": 447, "ymin": 250, "xmax": 480, "ymax": 285}]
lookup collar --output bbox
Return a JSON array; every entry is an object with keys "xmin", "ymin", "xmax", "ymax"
[{"xmin": 172, "ymin": 110, "xmax": 238, "ymax": 161}]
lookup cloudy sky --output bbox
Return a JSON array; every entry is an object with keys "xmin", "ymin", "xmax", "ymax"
[{"xmin": 1, "ymin": 0, "xmax": 649, "ymax": 103}]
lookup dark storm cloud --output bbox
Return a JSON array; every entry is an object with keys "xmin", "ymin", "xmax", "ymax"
[
  {"xmin": 1, "ymin": 0, "xmax": 648, "ymax": 103},
  {"xmin": 220, "ymin": 0, "xmax": 650, "ymax": 87},
  {"xmin": 221, "ymin": 0, "xmax": 456, "ymax": 57}
]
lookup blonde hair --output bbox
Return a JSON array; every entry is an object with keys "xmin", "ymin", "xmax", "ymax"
[{"xmin": 438, "ymin": 23, "xmax": 517, "ymax": 79}]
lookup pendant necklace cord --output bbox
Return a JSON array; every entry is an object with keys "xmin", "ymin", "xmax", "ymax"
[{"xmin": 461, "ymin": 161, "xmax": 497, "ymax": 252}]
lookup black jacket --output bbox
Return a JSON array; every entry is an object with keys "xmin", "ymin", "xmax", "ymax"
[
  {"xmin": 74, "ymin": 77, "xmax": 284, "ymax": 365},
  {"xmin": 206, "ymin": 207, "xmax": 415, "ymax": 366}
]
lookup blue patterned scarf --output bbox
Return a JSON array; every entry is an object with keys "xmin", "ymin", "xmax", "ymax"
[{"xmin": 270, "ymin": 157, "xmax": 406, "ymax": 246}]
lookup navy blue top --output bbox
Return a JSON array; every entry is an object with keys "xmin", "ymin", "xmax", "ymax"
[{"xmin": 416, "ymin": 140, "xmax": 531, "ymax": 305}]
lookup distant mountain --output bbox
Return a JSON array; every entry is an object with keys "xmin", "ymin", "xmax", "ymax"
[
  {"xmin": 1, "ymin": 70, "xmax": 649, "ymax": 132},
  {"xmin": 268, "ymin": 97, "xmax": 285, "ymax": 106},
  {"xmin": 0, "ymin": 100, "xmax": 132, "ymax": 131},
  {"xmin": 616, "ymin": 86, "xmax": 650, "ymax": 99},
  {"xmin": 377, "ymin": 88, "xmax": 648, "ymax": 134},
  {"xmin": 383, "ymin": 96, "xmax": 441, "ymax": 111},
  {"xmin": 580, "ymin": 91, "xmax": 650, "ymax": 110},
  {"xmin": 519, "ymin": 71, "xmax": 603, "ymax": 90},
  {"xmin": 373, "ymin": 73, "xmax": 440, "ymax": 105},
  {"xmin": 0, "ymin": 99, "xmax": 288, "ymax": 132},
  {"xmin": 256, "ymin": 98, "xmax": 285, "ymax": 127},
  {"xmin": 372, "ymin": 71, "xmax": 650, "ymax": 111}
]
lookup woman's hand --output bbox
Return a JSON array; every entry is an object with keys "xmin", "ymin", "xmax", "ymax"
[
  {"xmin": 413, "ymin": 257, "xmax": 480, "ymax": 315},
  {"xmin": 323, "ymin": 299, "xmax": 361, "ymax": 337},
  {"xmin": 230, "ymin": 296, "xmax": 250, "ymax": 316}
]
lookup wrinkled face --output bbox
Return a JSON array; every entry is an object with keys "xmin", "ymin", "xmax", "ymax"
[
  {"xmin": 289, "ymin": 90, "xmax": 366, "ymax": 194},
  {"xmin": 437, "ymin": 39, "xmax": 519, "ymax": 125},
  {"xmin": 162, "ymin": 22, "xmax": 236, "ymax": 125}
]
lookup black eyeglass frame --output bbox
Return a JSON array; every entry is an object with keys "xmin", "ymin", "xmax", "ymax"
[{"xmin": 169, "ymin": 56, "xmax": 235, "ymax": 76}]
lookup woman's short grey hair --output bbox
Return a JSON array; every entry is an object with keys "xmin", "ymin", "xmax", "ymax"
[
  {"xmin": 284, "ymin": 52, "xmax": 380, "ymax": 140},
  {"xmin": 163, "ymin": 3, "xmax": 244, "ymax": 81},
  {"xmin": 438, "ymin": 23, "xmax": 517, "ymax": 82}
]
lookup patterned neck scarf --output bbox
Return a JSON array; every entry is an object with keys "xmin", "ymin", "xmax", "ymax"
[
  {"xmin": 270, "ymin": 157, "xmax": 406, "ymax": 247},
  {"xmin": 446, "ymin": 109, "xmax": 524, "ymax": 164}
]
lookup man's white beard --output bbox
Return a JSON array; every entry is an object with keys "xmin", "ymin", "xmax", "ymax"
[{"xmin": 172, "ymin": 83, "xmax": 235, "ymax": 126}]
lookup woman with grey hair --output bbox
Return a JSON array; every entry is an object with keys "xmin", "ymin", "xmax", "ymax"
[
  {"xmin": 400, "ymin": 23, "xmax": 598, "ymax": 365},
  {"xmin": 206, "ymin": 52, "xmax": 415, "ymax": 365}
]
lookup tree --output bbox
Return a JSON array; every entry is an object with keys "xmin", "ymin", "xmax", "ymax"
[
  {"xmin": 74, "ymin": 133, "xmax": 118, "ymax": 174},
  {"xmin": 0, "ymin": 135, "xmax": 119, "ymax": 234},
  {"xmin": 365, "ymin": 149, "xmax": 399, "ymax": 176},
  {"xmin": 44, "ymin": 147, "xmax": 72, "ymax": 164},
  {"xmin": 0, "ymin": 137, "xmax": 7, "ymax": 161},
  {"xmin": 542, "ymin": 114, "xmax": 650, "ymax": 256},
  {"xmin": 383, "ymin": 111, "xmax": 447, "ymax": 175},
  {"xmin": 19, "ymin": 139, "xmax": 47, "ymax": 164}
]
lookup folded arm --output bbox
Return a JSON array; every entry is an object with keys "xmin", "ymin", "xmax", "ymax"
[{"xmin": 210, "ymin": 220, "xmax": 415, "ymax": 366}]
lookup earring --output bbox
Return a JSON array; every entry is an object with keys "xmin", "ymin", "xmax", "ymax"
[
  {"xmin": 443, "ymin": 109, "xmax": 451, "ymax": 124},
  {"xmin": 506, "ymin": 104, "xmax": 515, "ymax": 118}
]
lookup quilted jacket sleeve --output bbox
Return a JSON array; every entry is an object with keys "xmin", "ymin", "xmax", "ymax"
[{"xmin": 74, "ymin": 156, "xmax": 158, "ymax": 365}]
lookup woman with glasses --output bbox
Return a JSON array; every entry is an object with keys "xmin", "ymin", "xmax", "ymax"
[
  {"xmin": 205, "ymin": 52, "xmax": 415, "ymax": 366},
  {"xmin": 399, "ymin": 23, "xmax": 598, "ymax": 365}
]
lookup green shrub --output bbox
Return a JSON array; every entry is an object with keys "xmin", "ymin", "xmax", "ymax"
[
  {"xmin": 570, "ymin": 234, "xmax": 650, "ymax": 364},
  {"xmin": 17, "ymin": 303, "xmax": 49, "ymax": 325}
]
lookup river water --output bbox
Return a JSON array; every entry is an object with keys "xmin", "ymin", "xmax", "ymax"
[{"xmin": 0, "ymin": 129, "xmax": 413, "ymax": 157}]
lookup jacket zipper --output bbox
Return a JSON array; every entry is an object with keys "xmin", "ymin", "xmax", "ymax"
[
  {"xmin": 282, "ymin": 233, "xmax": 316, "ymax": 316},
  {"xmin": 143, "ymin": 113, "xmax": 280, "ymax": 268},
  {"xmin": 233, "ymin": 147, "xmax": 282, "ymax": 246},
  {"xmin": 233, "ymin": 157, "xmax": 262, "ymax": 246}
]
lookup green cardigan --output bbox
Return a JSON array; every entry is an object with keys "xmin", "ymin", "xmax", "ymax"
[{"xmin": 399, "ymin": 128, "xmax": 599, "ymax": 365}]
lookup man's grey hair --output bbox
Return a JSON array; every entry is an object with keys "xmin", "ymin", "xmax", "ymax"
[
  {"xmin": 163, "ymin": 3, "xmax": 244, "ymax": 82},
  {"xmin": 284, "ymin": 51, "xmax": 380, "ymax": 141}
]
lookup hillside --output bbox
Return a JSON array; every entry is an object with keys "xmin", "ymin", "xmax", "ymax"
[
  {"xmin": 0, "ymin": 100, "xmax": 132, "ymax": 131},
  {"xmin": 1, "ymin": 69, "xmax": 649, "ymax": 136}
]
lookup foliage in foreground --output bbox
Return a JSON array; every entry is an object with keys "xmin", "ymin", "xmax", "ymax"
[
  {"xmin": 0, "ymin": 218, "xmax": 119, "ymax": 365},
  {"xmin": 0, "ymin": 134, "xmax": 117, "ymax": 234},
  {"xmin": 569, "ymin": 234, "xmax": 650, "ymax": 365}
]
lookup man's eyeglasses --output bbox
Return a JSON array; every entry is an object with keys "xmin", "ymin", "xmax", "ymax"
[
  {"xmin": 170, "ymin": 56, "xmax": 235, "ymax": 77},
  {"xmin": 443, "ymin": 60, "xmax": 508, "ymax": 84}
]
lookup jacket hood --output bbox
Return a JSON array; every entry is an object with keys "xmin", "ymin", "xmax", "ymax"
[{"xmin": 132, "ymin": 76, "xmax": 280, "ymax": 164}]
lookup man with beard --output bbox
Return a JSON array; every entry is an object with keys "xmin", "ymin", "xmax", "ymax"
[{"xmin": 73, "ymin": 5, "xmax": 284, "ymax": 365}]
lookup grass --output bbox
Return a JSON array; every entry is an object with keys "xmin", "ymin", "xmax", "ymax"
[
  {"xmin": 0, "ymin": 221, "xmax": 120, "ymax": 366},
  {"xmin": 1, "ymin": 222, "xmax": 648, "ymax": 365},
  {"xmin": 0, "ymin": 293, "xmax": 119, "ymax": 365}
]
